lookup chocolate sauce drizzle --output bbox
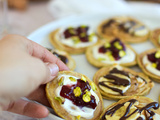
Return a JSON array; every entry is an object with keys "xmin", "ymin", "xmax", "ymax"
[
  {"xmin": 102, "ymin": 19, "xmax": 137, "ymax": 34},
  {"xmin": 138, "ymin": 102, "xmax": 159, "ymax": 120},
  {"xmin": 53, "ymin": 52, "xmax": 68, "ymax": 64},
  {"xmin": 137, "ymin": 117, "xmax": 143, "ymax": 120},
  {"xmin": 99, "ymin": 82, "xmax": 123, "ymax": 95},
  {"xmin": 99, "ymin": 68, "xmax": 148, "ymax": 95},
  {"xmin": 119, "ymin": 21, "xmax": 136, "ymax": 33},
  {"xmin": 101, "ymin": 19, "xmax": 146, "ymax": 37},
  {"xmin": 101, "ymin": 99, "xmax": 137, "ymax": 120},
  {"xmin": 102, "ymin": 19, "xmax": 115, "ymax": 33},
  {"xmin": 110, "ymin": 68, "xmax": 129, "ymax": 77},
  {"xmin": 135, "ymin": 75, "xmax": 147, "ymax": 84},
  {"xmin": 98, "ymin": 68, "xmax": 130, "ymax": 95},
  {"xmin": 104, "ymin": 74, "xmax": 130, "ymax": 86},
  {"xmin": 101, "ymin": 99, "xmax": 159, "ymax": 120}
]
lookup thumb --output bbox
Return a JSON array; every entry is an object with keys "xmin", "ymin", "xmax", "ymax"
[{"xmin": 44, "ymin": 63, "xmax": 59, "ymax": 84}]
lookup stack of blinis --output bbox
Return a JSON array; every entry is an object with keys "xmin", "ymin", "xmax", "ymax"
[{"xmin": 45, "ymin": 16, "xmax": 160, "ymax": 120}]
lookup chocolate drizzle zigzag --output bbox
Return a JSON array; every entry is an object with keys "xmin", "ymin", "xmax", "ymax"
[
  {"xmin": 98, "ymin": 68, "xmax": 131, "ymax": 95},
  {"xmin": 101, "ymin": 99, "xmax": 159, "ymax": 120}
]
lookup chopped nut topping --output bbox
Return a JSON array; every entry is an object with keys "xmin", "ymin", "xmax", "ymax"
[
  {"xmin": 90, "ymin": 82, "xmax": 97, "ymax": 91},
  {"xmin": 73, "ymin": 87, "xmax": 82, "ymax": 97},
  {"xmin": 88, "ymin": 33, "xmax": 95, "ymax": 42},
  {"xmin": 80, "ymin": 25, "xmax": 87, "ymax": 28},
  {"xmin": 69, "ymin": 29, "xmax": 76, "ymax": 34},
  {"xmin": 105, "ymin": 51, "xmax": 112, "ymax": 56},
  {"xmin": 72, "ymin": 37, "xmax": 80, "ymax": 44},
  {"xmin": 81, "ymin": 75, "xmax": 86, "ymax": 82},
  {"xmin": 69, "ymin": 77, "xmax": 77, "ymax": 82},
  {"xmin": 90, "ymin": 33, "xmax": 95, "ymax": 37},
  {"xmin": 68, "ymin": 26, "xmax": 73, "ymax": 29},
  {"xmin": 98, "ymin": 57, "xmax": 106, "ymax": 61},
  {"xmin": 80, "ymin": 32, "xmax": 86, "ymax": 37},
  {"xmin": 109, "ymin": 55, "xmax": 115, "ymax": 61},
  {"xmin": 85, "ymin": 91, "xmax": 91, "ymax": 96},
  {"xmin": 76, "ymin": 115, "xmax": 81, "ymax": 120},
  {"xmin": 155, "ymin": 51, "xmax": 160, "ymax": 58},
  {"xmin": 114, "ymin": 41, "xmax": 122, "ymax": 50},
  {"xmin": 89, "ymin": 36, "xmax": 93, "ymax": 42},
  {"xmin": 152, "ymin": 63, "xmax": 157, "ymax": 68},
  {"xmin": 84, "ymin": 89, "xmax": 88, "ymax": 93},
  {"xmin": 105, "ymin": 51, "xmax": 115, "ymax": 61},
  {"xmin": 54, "ymin": 97, "xmax": 65, "ymax": 104},
  {"xmin": 119, "ymin": 50, "xmax": 126, "ymax": 57},
  {"xmin": 104, "ymin": 42, "xmax": 111, "ymax": 48},
  {"xmin": 58, "ymin": 77, "xmax": 64, "ymax": 86},
  {"xmin": 82, "ymin": 94, "xmax": 91, "ymax": 102}
]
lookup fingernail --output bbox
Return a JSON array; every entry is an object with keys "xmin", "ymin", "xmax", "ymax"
[{"xmin": 48, "ymin": 63, "xmax": 59, "ymax": 78}]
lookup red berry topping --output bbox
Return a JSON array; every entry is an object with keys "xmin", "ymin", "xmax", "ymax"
[
  {"xmin": 147, "ymin": 51, "xmax": 160, "ymax": 71},
  {"xmin": 63, "ymin": 26, "xmax": 91, "ymax": 43},
  {"xmin": 147, "ymin": 52, "xmax": 157, "ymax": 63},
  {"xmin": 60, "ymin": 79, "xmax": 97, "ymax": 109},
  {"xmin": 98, "ymin": 38, "xmax": 126, "ymax": 60}
]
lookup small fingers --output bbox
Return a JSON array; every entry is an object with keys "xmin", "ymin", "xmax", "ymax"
[
  {"xmin": 1, "ymin": 34, "xmax": 69, "ymax": 71},
  {"xmin": 27, "ymin": 40, "xmax": 69, "ymax": 71},
  {"xmin": 6, "ymin": 99, "xmax": 49, "ymax": 118},
  {"xmin": 45, "ymin": 63, "xmax": 59, "ymax": 84}
]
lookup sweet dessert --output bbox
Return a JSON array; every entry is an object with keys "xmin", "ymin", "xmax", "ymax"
[
  {"xmin": 100, "ymin": 96, "xmax": 160, "ymax": 120},
  {"xmin": 150, "ymin": 28, "xmax": 160, "ymax": 48},
  {"xmin": 86, "ymin": 38, "xmax": 137, "ymax": 68},
  {"xmin": 97, "ymin": 16, "xmax": 150, "ymax": 43},
  {"xmin": 93, "ymin": 65, "xmax": 154, "ymax": 100},
  {"xmin": 137, "ymin": 48, "xmax": 160, "ymax": 82},
  {"xmin": 46, "ymin": 71, "xmax": 103, "ymax": 120},
  {"xmin": 49, "ymin": 25, "xmax": 99, "ymax": 54},
  {"xmin": 51, "ymin": 49, "xmax": 76, "ymax": 70}
]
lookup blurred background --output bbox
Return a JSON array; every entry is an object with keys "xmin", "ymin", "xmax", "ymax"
[
  {"xmin": 0, "ymin": 0, "xmax": 160, "ymax": 38},
  {"xmin": 0, "ymin": 0, "xmax": 160, "ymax": 120}
]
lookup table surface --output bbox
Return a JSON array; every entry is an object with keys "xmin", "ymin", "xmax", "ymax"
[{"xmin": 0, "ymin": 1, "xmax": 55, "ymax": 120}]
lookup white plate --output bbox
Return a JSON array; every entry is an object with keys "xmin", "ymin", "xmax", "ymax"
[{"xmin": 28, "ymin": 13, "xmax": 160, "ymax": 120}]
